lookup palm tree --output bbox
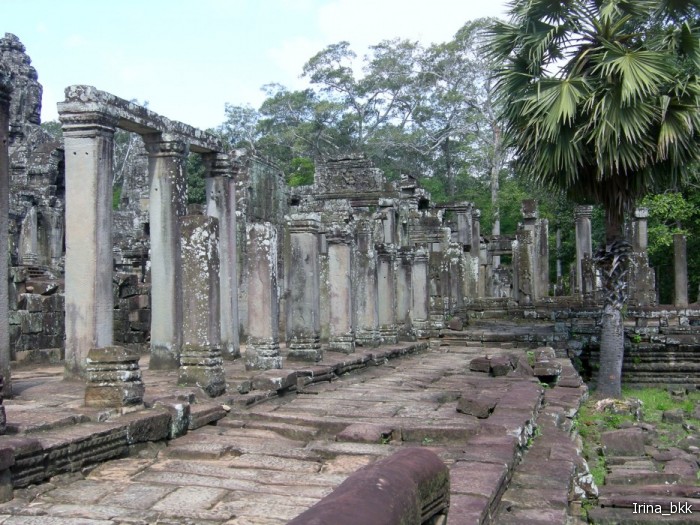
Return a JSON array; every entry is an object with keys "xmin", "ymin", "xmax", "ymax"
[{"xmin": 489, "ymin": 0, "xmax": 700, "ymax": 397}]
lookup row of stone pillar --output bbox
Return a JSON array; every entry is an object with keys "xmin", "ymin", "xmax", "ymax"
[
  {"xmin": 56, "ymin": 102, "xmax": 240, "ymax": 402},
  {"xmin": 245, "ymin": 214, "xmax": 432, "ymax": 370}
]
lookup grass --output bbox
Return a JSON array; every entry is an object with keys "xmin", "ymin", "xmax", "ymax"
[{"xmin": 574, "ymin": 387, "xmax": 700, "ymax": 496}]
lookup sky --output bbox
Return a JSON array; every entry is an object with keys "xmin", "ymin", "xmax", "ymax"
[{"xmin": 3, "ymin": 0, "xmax": 510, "ymax": 130}]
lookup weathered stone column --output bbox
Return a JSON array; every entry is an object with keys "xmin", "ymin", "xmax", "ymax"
[
  {"xmin": 512, "ymin": 229, "xmax": 534, "ymax": 306},
  {"xmin": 631, "ymin": 208, "xmax": 649, "ymax": 252},
  {"xmin": 453, "ymin": 202, "xmax": 473, "ymax": 250},
  {"xmin": 246, "ymin": 222, "xmax": 282, "ymax": 370},
  {"xmin": 377, "ymin": 243, "xmax": 398, "ymax": 344},
  {"xmin": 144, "ymin": 135, "xmax": 188, "ymax": 370},
  {"xmin": 59, "ymin": 108, "xmax": 117, "ymax": 378},
  {"xmin": 354, "ymin": 220, "xmax": 381, "ymax": 347},
  {"xmin": 286, "ymin": 214, "xmax": 322, "ymax": 362},
  {"xmin": 45, "ymin": 207, "xmax": 64, "ymax": 268},
  {"xmin": 327, "ymin": 225, "xmax": 355, "ymax": 353},
  {"xmin": 0, "ymin": 76, "xmax": 11, "ymax": 395},
  {"xmin": 470, "ymin": 209, "xmax": 483, "ymax": 298},
  {"xmin": 411, "ymin": 246, "xmax": 430, "ymax": 338},
  {"xmin": 179, "ymin": 215, "xmax": 225, "ymax": 397},
  {"xmin": 574, "ymin": 205, "xmax": 593, "ymax": 294},
  {"xmin": 396, "ymin": 247, "xmax": 413, "ymax": 339},
  {"xmin": 674, "ymin": 233, "xmax": 688, "ymax": 307},
  {"xmin": 535, "ymin": 217, "xmax": 549, "ymax": 297},
  {"xmin": 205, "ymin": 153, "xmax": 240, "ymax": 360}
]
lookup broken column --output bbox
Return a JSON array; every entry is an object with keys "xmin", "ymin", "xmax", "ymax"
[
  {"xmin": 144, "ymin": 135, "xmax": 188, "ymax": 370},
  {"xmin": 354, "ymin": 220, "xmax": 381, "ymax": 347},
  {"xmin": 411, "ymin": 246, "xmax": 430, "ymax": 338},
  {"xmin": 246, "ymin": 222, "xmax": 282, "ymax": 370},
  {"xmin": 58, "ymin": 106, "xmax": 117, "ymax": 378},
  {"xmin": 84, "ymin": 346, "xmax": 144, "ymax": 408},
  {"xmin": 327, "ymin": 224, "xmax": 355, "ymax": 353},
  {"xmin": 512, "ymin": 229, "xmax": 534, "ymax": 306},
  {"xmin": 628, "ymin": 208, "xmax": 656, "ymax": 306},
  {"xmin": 674, "ymin": 233, "xmax": 688, "ymax": 307},
  {"xmin": 520, "ymin": 200, "xmax": 543, "ymax": 300},
  {"xmin": 286, "ymin": 214, "xmax": 322, "ymax": 362},
  {"xmin": 376, "ymin": 243, "xmax": 398, "ymax": 344},
  {"xmin": 0, "ymin": 73, "xmax": 11, "ymax": 395},
  {"xmin": 205, "ymin": 153, "xmax": 240, "ymax": 360},
  {"xmin": 178, "ymin": 214, "xmax": 225, "ymax": 397},
  {"xmin": 574, "ymin": 205, "xmax": 593, "ymax": 294}
]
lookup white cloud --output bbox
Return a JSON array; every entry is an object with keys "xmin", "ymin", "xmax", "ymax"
[{"xmin": 64, "ymin": 34, "xmax": 87, "ymax": 49}]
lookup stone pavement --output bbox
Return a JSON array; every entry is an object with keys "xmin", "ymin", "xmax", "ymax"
[{"xmin": 0, "ymin": 342, "xmax": 589, "ymax": 524}]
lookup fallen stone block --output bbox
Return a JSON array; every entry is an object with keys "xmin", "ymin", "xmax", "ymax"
[
  {"xmin": 337, "ymin": 423, "xmax": 394, "ymax": 444},
  {"xmin": 287, "ymin": 448, "xmax": 449, "ymax": 525},
  {"xmin": 601, "ymin": 428, "xmax": 646, "ymax": 457},
  {"xmin": 490, "ymin": 355, "xmax": 513, "ymax": 377},
  {"xmin": 469, "ymin": 356, "xmax": 491, "ymax": 373},
  {"xmin": 457, "ymin": 393, "xmax": 499, "ymax": 419},
  {"xmin": 188, "ymin": 404, "xmax": 227, "ymax": 430}
]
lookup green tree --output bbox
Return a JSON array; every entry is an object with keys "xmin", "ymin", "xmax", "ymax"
[{"xmin": 490, "ymin": 0, "xmax": 700, "ymax": 397}]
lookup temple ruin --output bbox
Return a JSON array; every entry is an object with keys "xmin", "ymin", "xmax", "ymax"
[{"xmin": 0, "ymin": 32, "xmax": 698, "ymax": 522}]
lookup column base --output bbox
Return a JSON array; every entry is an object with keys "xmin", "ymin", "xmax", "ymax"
[
  {"xmin": 328, "ymin": 334, "xmax": 355, "ymax": 354},
  {"xmin": 287, "ymin": 336, "xmax": 323, "ymax": 362},
  {"xmin": 379, "ymin": 325, "xmax": 399, "ymax": 345},
  {"xmin": 355, "ymin": 330, "xmax": 381, "ymax": 348},
  {"xmin": 245, "ymin": 338, "xmax": 282, "ymax": 370},
  {"xmin": 179, "ymin": 344, "xmax": 226, "ymax": 398},
  {"xmin": 412, "ymin": 319, "xmax": 431, "ymax": 339},
  {"xmin": 84, "ymin": 346, "xmax": 145, "ymax": 408}
]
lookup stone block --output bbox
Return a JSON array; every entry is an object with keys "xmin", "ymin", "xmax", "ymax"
[
  {"xmin": 188, "ymin": 404, "xmax": 228, "ymax": 430},
  {"xmin": 534, "ymin": 346, "xmax": 556, "ymax": 361},
  {"xmin": 447, "ymin": 317, "xmax": 464, "ymax": 331},
  {"xmin": 601, "ymin": 428, "xmax": 646, "ymax": 456},
  {"xmin": 178, "ymin": 345, "xmax": 226, "ymax": 398},
  {"xmin": 251, "ymin": 369, "xmax": 298, "ymax": 392},
  {"xmin": 336, "ymin": 423, "xmax": 394, "ymax": 443},
  {"xmin": 20, "ymin": 312, "xmax": 43, "ymax": 334},
  {"xmin": 18, "ymin": 293, "xmax": 43, "ymax": 312},
  {"xmin": 457, "ymin": 393, "xmax": 498, "ymax": 418},
  {"xmin": 662, "ymin": 409, "xmax": 685, "ymax": 424},
  {"xmin": 469, "ymin": 356, "xmax": 491, "ymax": 373},
  {"xmin": 42, "ymin": 312, "xmax": 63, "ymax": 335},
  {"xmin": 84, "ymin": 346, "xmax": 145, "ymax": 408},
  {"xmin": 120, "ymin": 410, "xmax": 171, "ymax": 444},
  {"xmin": 153, "ymin": 398, "xmax": 191, "ymax": 438},
  {"xmin": 490, "ymin": 355, "xmax": 513, "ymax": 376}
]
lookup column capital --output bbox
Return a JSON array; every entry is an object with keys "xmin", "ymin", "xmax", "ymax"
[
  {"xmin": 471, "ymin": 209, "xmax": 481, "ymax": 220},
  {"xmin": 444, "ymin": 202, "xmax": 472, "ymax": 213},
  {"xmin": 287, "ymin": 213, "xmax": 321, "ymax": 234},
  {"xmin": 521, "ymin": 199, "xmax": 538, "ymax": 220},
  {"xmin": 634, "ymin": 207, "xmax": 649, "ymax": 220},
  {"xmin": 375, "ymin": 243, "xmax": 396, "ymax": 258},
  {"xmin": 326, "ymin": 223, "xmax": 353, "ymax": 244},
  {"xmin": 203, "ymin": 152, "xmax": 232, "ymax": 179},
  {"xmin": 58, "ymin": 110, "xmax": 118, "ymax": 136},
  {"xmin": 414, "ymin": 245, "xmax": 429, "ymax": 263},
  {"xmin": 574, "ymin": 205, "xmax": 594, "ymax": 220},
  {"xmin": 142, "ymin": 134, "xmax": 188, "ymax": 156}
]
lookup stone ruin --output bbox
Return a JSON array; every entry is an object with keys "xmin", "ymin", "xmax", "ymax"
[{"xmin": 0, "ymin": 32, "xmax": 698, "ymax": 409}]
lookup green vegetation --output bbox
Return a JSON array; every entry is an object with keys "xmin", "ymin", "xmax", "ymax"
[{"xmin": 575, "ymin": 387, "xmax": 700, "ymax": 490}]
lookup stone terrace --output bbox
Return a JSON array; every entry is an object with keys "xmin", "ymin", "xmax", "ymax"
[{"xmin": 0, "ymin": 342, "xmax": 589, "ymax": 524}]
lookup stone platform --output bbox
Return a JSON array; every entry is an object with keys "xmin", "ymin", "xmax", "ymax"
[{"xmin": 0, "ymin": 342, "xmax": 589, "ymax": 524}]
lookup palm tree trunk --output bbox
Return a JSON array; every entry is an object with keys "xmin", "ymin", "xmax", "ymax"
[{"xmin": 595, "ymin": 209, "xmax": 630, "ymax": 398}]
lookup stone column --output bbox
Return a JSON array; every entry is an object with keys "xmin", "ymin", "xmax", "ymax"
[
  {"xmin": 470, "ymin": 209, "xmax": 482, "ymax": 298},
  {"xmin": 520, "ymin": 200, "xmax": 542, "ymax": 300},
  {"xmin": 535, "ymin": 217, "xmax": 549, "ymax": 297},
  {"xmin": 246, "ymin": 222, "xmax": 282, "ymax": 370},
  {"xmin": 411, "ymin": 246, "xmax": 430, "ymax": 338},
  {"xmin": 179, "ymin": 215, "xmax": 225, "ymax": 397},
  {"xmin": 59, "ymin": 109, "xmax": 117, "ymax": 378},
  {"xmin": 453, "ymin": 202, "xmax": 473, "ymax": 250},
  {"xmin": 205, "ymin": 153, "xmax": 240, "ymax": 360},
  {"xmin": 0, "ymin": 77, "xmax": 11, "ymax": 395},
  {"xmin": 327, "ymin": 225, "xmax": 355, "ymax": 353},
  {"xmin": 354, "ymin": 220, "xmax": 381, "ymax": 347},
  {"xmin": 144, "ymin": 135, "xmax": 188, "ymax": 370},
  {"xmin": 286, "ymin": 214, "xmax": 322, "ymax": 362},
  {"xmin": 631, "ymin": 208, "xmax": 649, "ymax": 252},
  {"xmin": 396, "ymin": 247, "xmax": 413, "ymax": 339},
  {"xmin": 674, "ymin": 233, "xmax": 688, "ymax": 307},
  {"xmin": 574, "ymin": 205, "xmax": 593, "ymax": 294},
  {"xmin": 376, "ymin": 244, "xmax": 398, "ymax": 344},
  {"xmin": 512, "ymin": 229, "xmax": 534, "ymax": 306}
]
